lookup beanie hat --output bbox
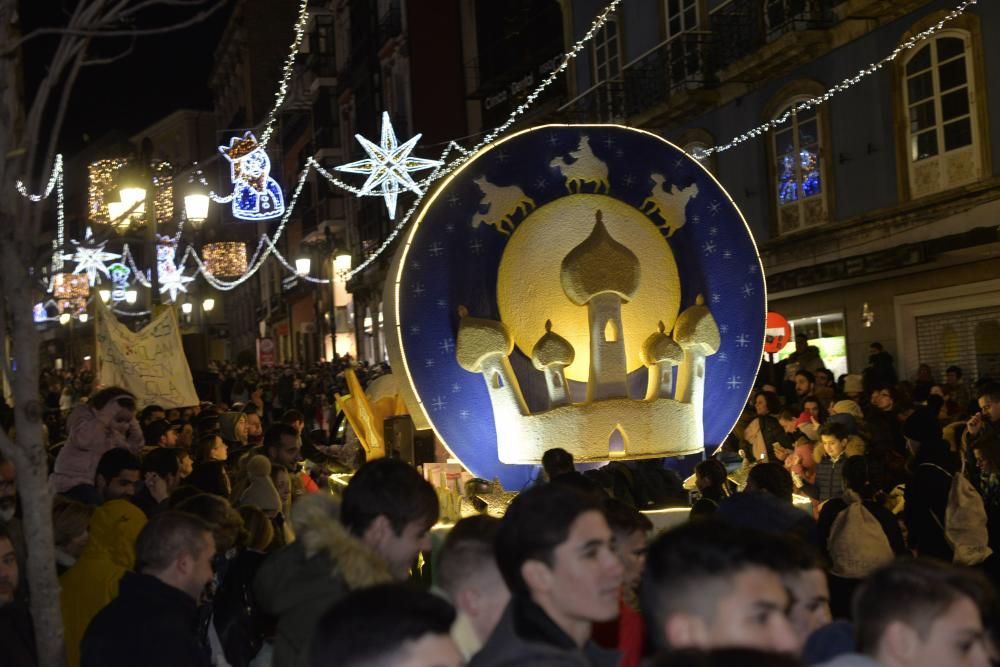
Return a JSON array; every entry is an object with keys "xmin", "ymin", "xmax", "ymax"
[
  {"xmin": 239, "ymin": 455, "xmax": 282, "ymax": 513},
  {"xmin": 903, "ymin": 407, "xmax": 943, "ymax": 444},
  {"xmin": 832, "ymin": 399, "xmax": 863, "ymax": 420}
]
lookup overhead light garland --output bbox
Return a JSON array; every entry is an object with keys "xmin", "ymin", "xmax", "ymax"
[
  {"xmin": 14, "ymin": 0, "xmax": 978, "ymax": 293},
  {"xmin": 202, "ymin": 242, "xmax": 248, "ymax": 277}
]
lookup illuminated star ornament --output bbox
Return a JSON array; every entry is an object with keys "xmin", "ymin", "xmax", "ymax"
[
  {"xmin": 336, "ymin": 111, "xmax": 443, "ymax": 219},
  {"xmin": 71, "ymin": 227, "xmax": 120, "ymax": 286},
  {"xmin": 158, "ymin": 266, "xmax": 194, "ymax": 302}
]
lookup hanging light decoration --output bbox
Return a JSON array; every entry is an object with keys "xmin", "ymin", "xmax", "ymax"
[
  {"xmin": 52, "ymin": 272, "xmax": 89, "ymax": 300},
  {"xmin": 202, "ymin": 242, "xmax": 248, "ymax": 277}
]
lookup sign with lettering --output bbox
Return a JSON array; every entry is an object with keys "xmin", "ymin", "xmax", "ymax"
[{"xmin": 95, "ymin": 300, "xmax": 200, "ymax": 408}]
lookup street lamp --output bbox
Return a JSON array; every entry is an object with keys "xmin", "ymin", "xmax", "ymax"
[
  {"xmin": 295, "ymin": 257, "xmax": 311, "ymax": 276},
  {"xmin": 202, "ymin": 298, "xmax": 215, "ymax": 312},
  {"xmin": 125, "ymin": 289, "xmax": 138, "ymax": 305},
  {"xmin": 58, "ymin": 313, "xmax": 71, "ymax": 325},
  {"xmin": 78, "ymin": 313, "xmax": 89, "ymax": 324},
  {"xmin": 98, "ymin": 289, "xmax": 111, "ymax": 303},
  {"xmin": 184, "ymin": 180, "xmax": 210, "ymax": 224},
  {"xmin": 181, "ymin": 302, "xmax": 193, "ymax": 315}
]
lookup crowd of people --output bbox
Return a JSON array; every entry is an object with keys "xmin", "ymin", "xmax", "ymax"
[{"xmin": 0, "ymin": 336, "xmax": 999, "ymax": 667}]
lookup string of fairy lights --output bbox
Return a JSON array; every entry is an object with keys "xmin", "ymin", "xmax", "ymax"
[{"xmin": 14, "ymin": 0, "xmax": 979, "ymax": 308}]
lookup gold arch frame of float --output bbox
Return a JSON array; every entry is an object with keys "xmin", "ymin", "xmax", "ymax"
[{"xmin": 382, "ymin": 124, "xmax": 768, "ymax": 469}]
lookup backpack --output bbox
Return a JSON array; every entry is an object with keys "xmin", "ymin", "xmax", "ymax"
[
  {"xmin": 826, "ymin": 489, "xmax": 895, "ymax": 579},
  {"xmin": 922, "ymin": 462, "xmax": 993, "ymax": 566}
]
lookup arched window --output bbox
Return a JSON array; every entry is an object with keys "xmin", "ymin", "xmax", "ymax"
[
  {"xmin": 900, "ymin": 31, "xmax": 983, "ymax": 198},
  {"xmin": 771, "ymin": 98, "xmax": 827, "ymax": 235}
]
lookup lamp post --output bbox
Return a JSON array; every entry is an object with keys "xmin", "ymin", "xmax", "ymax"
[{"xmin": 115, "ymin": 138, "xmax": 210, "ymax": 310}]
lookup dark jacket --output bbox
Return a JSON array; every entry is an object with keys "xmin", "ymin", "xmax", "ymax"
[
  {"xmin": 716, "ymin": 491, "xmax": 819, "ymax": 547},
  {"xmin": 0, "ymin": 598, "xmax": 37, "ymax": 667},
  {"xmin": 253, "ymin": 495, "xmax": 393, "ymax": 667},
  {"xmin": 469, "ymin": 596, "xmax": 620, "ymax": 667},
  {"xmin": 800, "ymin": 456, "xmax": 847, "ymax": 503},
  {"xmin": 905, "ymin": 459, "xmax": 954, "ymax": 561},
  {"xmin": 212, "ymin": 550, "xmax": 272, "ymax": 667},
  {"xmin": 130, "ymin": 486, "xmax": 167, "ymax": 519},
  {"xmin": 81, "ymin": 572, "xmax": 211, "ymax": 667}
]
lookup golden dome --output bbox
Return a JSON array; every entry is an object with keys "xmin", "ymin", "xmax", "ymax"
[
  {"xmin": 531, "ymin": 320, "xmax": 575, "ymax": 370},
  {"xmin": 560, "ymin": 211, "xmax": 640, "ymax": 305},
  {"xmin": 455, "ymin": 307, "xmax": 514, "ymax": 372},
  {"xmin": 641, "ymin": 321, "xmax": 683, "ymax": 366},
  {"xmin": 673, "ymin": 294, "xmax": 720, "ymax": 354}
]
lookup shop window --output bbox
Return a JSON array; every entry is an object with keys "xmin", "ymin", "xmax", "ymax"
[{"xmin": 774, "ymin": 312, "xmax": 847, "ymax": 380}]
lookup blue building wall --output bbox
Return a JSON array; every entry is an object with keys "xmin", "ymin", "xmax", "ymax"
[{"xmin": 566, "ymin": 0, "xmax": 998, "ymax": 243}]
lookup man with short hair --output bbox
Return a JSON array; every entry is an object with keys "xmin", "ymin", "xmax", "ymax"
[
  {"xmin": 263, "ymin": 422, "xmax": 301, "ymax": 471},
  {"xmin": 255, "ymin": 458, "xmax": 439, "ymax": 667},
  {"xmin": 437, "ymin": 515, "xmax": 510, "ymax": 660},
  {"xmin": 310, "ymin": 583, "xmax": 462, "ymax": 667},
  {"xmin": 640, "ymin": 519, "xmax": 798, "ymax": 655},
  {"xmin": 143, "ymin": 418, "xmax": 179, "ymax": 448},
  {"xmin": 817, "ymin": 559, "xmax": 993, "ymax": 667},
  {"xmin": 964, "ymin": 383, "xmax": 1000, "ymax": 450},
  {"xmin": 470, "ymin": 483, "xmax": 623, "ymax": 667},
  {"xmin": 795, "ymin": 370, "xmax": 816, "ymax": 403},
  {"xmin": 139, "ymin": 404, "xmax": 166, "ymax": 426},
  {"xmin": 94, "ymin": 448, "xmax": 142, "ymax": 504},
  {"xmin": 132, "ymin": 448, "xmax": 181, "ymax": 518},
  {"xmin": 541, "ymin": 447, "xmax": 575, "ymax": 481},
  {"xmin": 0, "ymin": 523, "xmax": 35, "ymax": 666},
  {"xmin": 81, "ymin": 511, "xmax": 216, "ymax": 667}
]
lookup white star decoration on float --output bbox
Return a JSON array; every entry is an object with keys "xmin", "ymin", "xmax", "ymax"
[
  {"xmin": 159, "ymin": 267, "xmax": 194, "ymax": 302},
  {"xmin": 71, "ymin": 227, "xmax": 120, "ymax": 286},
  {"xmin": 335, "ymin": 111, "xmax": 443, "ymax": 219}
]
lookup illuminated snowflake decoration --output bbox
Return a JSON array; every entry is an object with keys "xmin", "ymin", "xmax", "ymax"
[
  {"xmin": 335, "ymin": 111, "xmax": 443, "ymax": 219},
  {"xmin": 158, "ymin": 266, "xmax": 194, "ymax": 302},
  {"xmin": 71, "ymin": 227, "xmax": 120, "ymax": 286}
]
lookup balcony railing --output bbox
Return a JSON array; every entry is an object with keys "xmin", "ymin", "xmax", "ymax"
[
  {"xmin": 559, "ymin": 79, "xmax": 627, "ymax": 124},
  {"xmin": 711, "ymin": 0, "xmax": 834, "ymax": 67},
  {"xmin": 623, "ymin": 31, "xmax": 719, "ymax": 117}
]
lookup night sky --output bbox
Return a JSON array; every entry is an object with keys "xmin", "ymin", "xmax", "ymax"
[{"xmin": 18, "ymin": 0, "xmax": 232, "ymax": 153}]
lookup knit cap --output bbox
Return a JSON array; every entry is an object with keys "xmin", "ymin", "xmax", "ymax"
[{"xmin": 239, "ymin": 455, "xmax": 282, "ymax": 513}]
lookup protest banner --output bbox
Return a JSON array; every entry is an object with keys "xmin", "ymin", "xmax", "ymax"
[{"xmin": 95, "ymin": 300, "xmax": 199, "ymax": 408}]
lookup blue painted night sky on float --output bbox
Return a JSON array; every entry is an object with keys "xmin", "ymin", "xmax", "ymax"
[{"xmin": 395, "ymin": 125, "xmax": 765, "ymax": 489}]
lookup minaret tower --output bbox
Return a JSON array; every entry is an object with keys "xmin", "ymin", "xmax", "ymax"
[
  {"xmin": 531, "ymin": 320, "xmax": 575, "ymax": 408},
  {"xmin": 560, "ymin": 211, "xmax": 640, "ymax": 402},
  {"xmin": 641, "ymin": 321, "xmax": 683, "ymax": 401}
]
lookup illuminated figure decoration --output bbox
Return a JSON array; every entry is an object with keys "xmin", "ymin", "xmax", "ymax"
[
  {"xmin": 218, "ymin": 131, "xmax": 285, "ymax": 221},
  {"xmin": 33, "ymin": 303, "xmax": 48, "ymax": 323},
  {"xmin": 336, "ymin": 111, "xmax": 443, "ymax": 220},
  {"xmin": 384, "ymin": 125, "xmax": 765, "ymax": 488},
  {"xmin": 156, "ymin": 240, "xmax": 193, "ymax": 302},
  {"xmin": 71, "ymin": 227, "xmax": 120, "ymax": 286},
  {"xmin": 107, "ymin": 263, "xmax": 131, "ymax": 303}
]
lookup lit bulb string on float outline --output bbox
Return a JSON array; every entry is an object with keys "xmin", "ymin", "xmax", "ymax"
[{"xmin": 16, "ymin": 0, "xmax": 978, "ymax": 288}]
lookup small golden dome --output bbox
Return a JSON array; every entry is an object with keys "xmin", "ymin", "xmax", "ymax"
[
  {"xmin": 673, "ymin": 294, "xmax": 721, "ymax": 354},
  {"xmin": 455, "ymin": 308, "xmax": 514, "ymax": 372},
  {"xmin": 641, "ymin": 321, "xmax": 683, "ymax": 366},
  {"xmin": 531, "ymin": 320, "xmax": 575, "ymax": 370},
  {"xmin": 560, "ymin": 211, "xmax": 640, "ymax": 305}
]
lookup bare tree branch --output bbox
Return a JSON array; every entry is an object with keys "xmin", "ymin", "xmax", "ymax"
[
  {"xmin": 82, "ymin": 36, "xmax": 136, "ymax": 67},
  {"xmin": 4, "ymin": 0, "xmax": 229, "ymax": 54}
]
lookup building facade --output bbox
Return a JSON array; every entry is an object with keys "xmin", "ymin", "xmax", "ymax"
[{"xmin": 558, "ymin": 0, "xmax": 1000, "ymax": 384}]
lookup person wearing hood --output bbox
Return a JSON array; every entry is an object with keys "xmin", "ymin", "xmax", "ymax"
[
  {"xmin": 60, "ymin": 499, "xmax": 148, "ymax": 667},
  {"xmin": 253, "ymin": 458, "xmax": 438, "ymax": 667},
  {"xmin": 52, "ymin": 387, "xmax": 144, "ymax": 497},
  {"xmin": 903, "ymin": 407, "xmax": 958, "ymax": 561},
  {"xmin": 219, "ymin": 412, "xmax": 249, "ymax": 459}
]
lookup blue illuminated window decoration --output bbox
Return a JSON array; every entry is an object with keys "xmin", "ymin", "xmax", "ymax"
[
  {"xmin": 218, "ymin": 131, "xmax": 285, "ymax": 221},
  {"xmin": 776, "ymin": 125, "xmax": 822, "ymax": 206}
]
